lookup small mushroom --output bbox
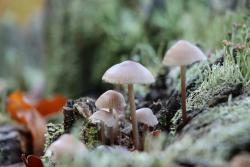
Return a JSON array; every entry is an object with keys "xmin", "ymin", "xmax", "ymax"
[
  {"xmin": 136, "ymin": 108, "xmax": 158, "ymax": 127},
  {"xmin": 163, "ymin": 40, "xmax": 206, "ymax": 123},
  {"xmin": 95, "ymin": 90, "xmax": 126, "ymax": 111},
  {"xmin": 89, "ymin": 109, "xmax": 116, "ymax": 144},
  {"xmin": 45, "ymin": 134, "xmax": 87, "ymax": 164},
  {"xmin": 136, "ymin": 107, "xmax": 158, "ymax": 150},
  {"xmin": 95, "ymin": 90, "xmax": 126, "ymax": 145},
  {"xmin": 102, "ymin": 60, "xmax": 155, "ymax": 149}
]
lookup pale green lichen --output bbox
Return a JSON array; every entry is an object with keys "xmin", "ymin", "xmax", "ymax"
[
  {"xmin": 44, "ymin": 123, "xmax": 64, "ymax": 151},
  {"xmin": 187, "ymin": 62, "xmax": 243, "ymax": 109},
  {"xmin": 187, "ymin": 20, "xmax": 249, "ymax": 109},
  {"xmin": 164, "ymin": 97, "xmax": 250, "ymax": 163}
]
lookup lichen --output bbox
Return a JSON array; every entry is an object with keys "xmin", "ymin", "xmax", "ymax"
[
  {"xmin": 79, "ymin": 120, "xmax": 99, "ymax": 148},
  {"xmin": 187, "ymin": 62, "xmax": 243, "ymax": 109},
  {"xmin": 164, "ymin": 97, "xmax": 250, "ymax": 163},
  {"xmin": 44, "ymin": 123, "xmax": 64, "ymax": 151}
]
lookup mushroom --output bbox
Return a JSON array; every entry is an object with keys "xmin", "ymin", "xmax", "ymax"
[
  {"xmin": 163, "ymin": 40, "xmax": 206, "ymax": 123},
  {"xmin": 136, "ymin": 108, "xmax": 158, "ymax": 128},
  {"xmin": 45, "ymin": 134, "xmax": 87, "ymax": 164},
  {"xmin": 95, "ymin": 90, "xmax": 126, "ymax": 145},
  {"xmin": 136, "ymin": 107, "xmax": 158, "ymax": 149},
  {"xmin": 89, "ymin": 109, "xmax": 116, "ymax": 144},
  {"xmin": 102, "ymin": 60, "xmax": 155, "ymax": 149}
]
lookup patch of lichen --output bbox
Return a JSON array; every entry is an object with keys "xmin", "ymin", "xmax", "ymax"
[
  {"xmin": 79, "ymin": 120, "xmax": 99, "ymax": 148},
  {"xmin": 44, "ymin": 123, "xmax": 64, "ymax": 151},
  {"xmin": 187, "ymin": 62, "xmax": 243, "ymax": 109},
  {"xmin": 186, "ymin": 19, "xmax": 250, "ymax": 109},
  {"xmin": 164, "ymin": 97, "xmax": 250, "ymax": 163}
]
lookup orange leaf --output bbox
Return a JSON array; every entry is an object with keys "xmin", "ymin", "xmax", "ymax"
[
  {"xmin": 7, "ymin": 91, "xmax": 33, "ymax": 123},
  {"xmin": 35, "ymin": 95, "xmax": 67, "ymax": 116}
]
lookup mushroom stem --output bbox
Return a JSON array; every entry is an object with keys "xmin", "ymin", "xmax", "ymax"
[
  {"xmin": 180, "ymin": 65, "xmax": 187, "ymax": 122},
  {"xmin": 113, "ymin": 112, "xmax": 119, "ymax": 143},
  {"xmin": 142, "ymin": 124, "xmax": 149, "ymax": 150},
  {"xmin": 128, "ymin": 84, "xmax": 139, "ymax": 150},
  {"xmin": 110, "ymin": 127, "xmax": 114, "ymax": 145},
  {"xmin": 100, "ymin": 122, "xmax": 105, "ymax": 144},
  {"xmin": 109, "ymin": 108, "xmax": 114, "ymax": 145}
]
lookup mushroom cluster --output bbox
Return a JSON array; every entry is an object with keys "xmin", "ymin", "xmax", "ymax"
[
  {"xmin": 90, "ymin": 60, "xmax": 158, "ymax": 150},
  {"xmin": 47, "ymin": 40, "xmax": 207, "ymax": 156}
]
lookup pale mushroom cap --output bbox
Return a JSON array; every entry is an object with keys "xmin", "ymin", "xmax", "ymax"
[
  {"xmin": 136, "ymin": 108, "xmax": 158, "ymax": 127},
  {"xmin": 102, "ymin": 60, "xmax": 155, "ymax": 84},
  {"xmin": 163, "ymin": 40, "xmax": 207, "ymax": 66},
  {"xmin": 45, "ymin": 134, "xmax": 87, "ymax": 163},
  {"xmin": 95, "ymin": 90, "xmax": 126, "ymax": 110},
  {"xmin": 89, "ymin": 109, "xmax": 116, "ymax": 127}
]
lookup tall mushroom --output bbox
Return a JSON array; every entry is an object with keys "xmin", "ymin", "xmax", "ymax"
[
  {"xmin": 102, "ymin": 60, "xmax": 155, "ymax": 149},
  {"xmin": 163, "ymin": 40, "xmax": 207, "ymax": 123},
  {"xmin": 95, "ymin": 90, "xmax": 126, "ymax": 144}
]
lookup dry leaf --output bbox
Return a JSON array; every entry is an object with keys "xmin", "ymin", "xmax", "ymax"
[
  {"xmin": 6, "ymin": 90, "xmax": 66, "ymax": 155},
  {"xmin": 22, "ymin": 154, "xmax": 44, "ymax": 167},
  {"xmin": 7, "ymin": 90, "xmax": 66, "ymax": 118}
]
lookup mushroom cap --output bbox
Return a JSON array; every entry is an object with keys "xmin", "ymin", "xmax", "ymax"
[
  {"xmin": 136, "ymin": 108, "xmax": 158, "ymax": 126},
  {"xmin": 45, "ymin": 134, "xmax": 87, "ymax": 163},
  {"xmin": 102, "ymin": 60, "xmax": 155, "ymax": 84},
  {"xmin": 163, "ymin": 40, "xmax": 207, "ymax": 66},
  {"xmin": 95, "ymin": 90, "xmax": 126, "ymax": 110},
  {"xmin": 89, "ymin": 109, "xmax": 116, "ymax": 127}
]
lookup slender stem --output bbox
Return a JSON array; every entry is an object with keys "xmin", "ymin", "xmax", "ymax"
[
  {"xmin": 113, "ymin": 111, "xmax": 119, "ymax": 143},
  {"xmin": 128, "ymin": 84, "xmax": 139, "ymax": 150},
  {"xmin": 100, "ymin": 122, "xmax": 105, "ymax": 144},
  {"xmin": 109, "ymin": 108, "xmax": 114, "ymax": 145},
  {"xmin": 142, "ymin": 124, "xmax": 149, "ymax": 150},
  {"xmin": 180, "ymin": 65, "xmax": 187, "ymax": 122},
  {"xmin": 110, "ymin": 127, "xmax": 114, "ymax": 145}
]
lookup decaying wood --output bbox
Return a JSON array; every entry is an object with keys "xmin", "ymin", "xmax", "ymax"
[{"xmin": 0, "ymin": 124, "xmax": 32, "ymax": 166}]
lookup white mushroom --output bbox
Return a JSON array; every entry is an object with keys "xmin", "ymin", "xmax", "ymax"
[
  {"xmin": 89, "ymin": 109, "xmax": 116, "ymax": 127},
  {"xmin": 163, "ymin": 40, "xmax": 206, "ymax": 122},
  {"xmin": 45, "ymin": 134, "xmax": 87, "ymax": 164},
  {"xmin": 95, "ymin": 90, "xmax": 126, "ymax": 145},
  {"xmin": 136, "ymin": 108, "xmax": 158, "ymax": 127}
]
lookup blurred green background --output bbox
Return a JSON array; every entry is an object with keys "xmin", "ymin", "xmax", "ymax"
[{"xmin": 0, "ymin": 0, "xmax": 249, "ymax": 98}]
